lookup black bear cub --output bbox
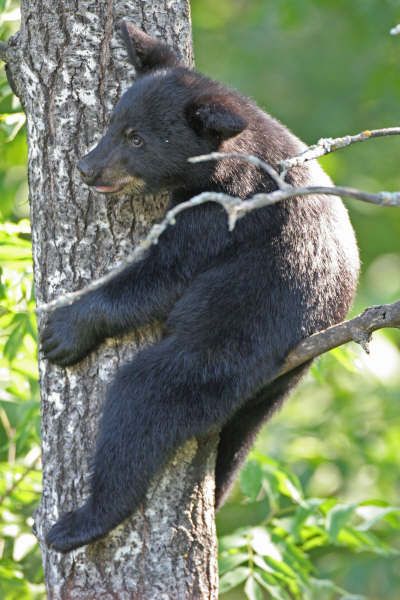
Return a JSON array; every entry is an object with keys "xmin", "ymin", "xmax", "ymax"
[{"xmin": 42, "ymin": 22, "xmax": 359, "ymax": 552}]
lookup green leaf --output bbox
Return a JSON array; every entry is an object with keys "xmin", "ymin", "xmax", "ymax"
[
  {"xmin": 260, "ymin": 470, "xmax": 281, "ymax": 507},
  {"xmin": 240, "ymin": 460, "xmax": 264, "ymax": 500},
  {"xmin": 250, "ymin": 527, "xmax": 282, "ymax": 561},
  {"xmin": 254, "ymin": 570, "xmax": 292, "ymax": 600},
  {"xmin": 0, "ymin": 562, "xmax": 31, "ymax": 600},
  {"xmin": 262, "ymin": 556, "xmax": 298, "ymax": 582},
  {"xmin": 326, "ymin": 503, "xmax": 356, "ymax": 541},
  {"xmin": 301, "ymin": 527, "xmax": 328, "ymax": 552},
  {"xmin": 4, "ymin": 320, "xmax": 25, "ymax": 361},
  {"xmin": 356, "ymin": 505, "xmax": 400, "ymax": 531},
  {"xmin": 0, "ymin": 243, "xmax": 32, "ymax": 261},
  {"xmin": 252, "ymin": 555, "xmax": 274, "ymax": 574},
  {"xmin": 0, "ymin": 112, "xmax": 26, "ymax": 142},
  {"xmin": 219, "ymin": 531, "xmax": 248, "ymax": 552},
  {"xmin": 244, "ymin": 575, "xmax": 264, "ymax": 600},
  {"xmin": 337, "ymin": 527, "xmax": 398, "ymax": 556},
  {"xmin": 290, "ymin": 499, "xmax": 324, "ymax": 540},
  {"xmin": 275, "ymin": 470, "xmax": 304, "ymax": 505},
  {"xmin": 219, "ymin": 567, "xmax": 250, "ymax": 594},
  {"xmin": 309, "ymin": 577, "xmax": 366, "ymax": 600},
  {"xmin": 219, "ymin": 551, "xmax": 249, "ymax": 575},
  {"xmin": 278, "ymin": 538, "xmax": 313, "ymax": 577},
  {"xmin": 329, "ymin": 346, "xmax": 359, "ymax": 374},
  {"xmin": 217, "ymin": 500, "xmax": 271, "ymax": 537}
]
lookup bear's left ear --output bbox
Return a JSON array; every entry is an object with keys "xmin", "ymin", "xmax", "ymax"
[
  {"xmin": 120, "ymin": 21, "xmax": 181, "ymax": 74},
  {"xmin": 185, "ymin": 95, "xmax": 248, "ymax": 141}
]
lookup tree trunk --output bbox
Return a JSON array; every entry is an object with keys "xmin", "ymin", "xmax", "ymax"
[{"xmin": 7, "ymin": 1, "xmax": 218, "ymax": 598}]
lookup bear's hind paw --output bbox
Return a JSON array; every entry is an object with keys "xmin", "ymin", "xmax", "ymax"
[{"xmin": 46, "ymin": 505, "xmax": 106, "ymax": 553}]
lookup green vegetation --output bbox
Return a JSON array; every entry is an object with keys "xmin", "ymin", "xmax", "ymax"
[
  {"xmin": 1, "ymin": 3, "xmax": 44, "ymax": 598},
  {"xmin": 1, "ymin": 1, "xmax": 399, "ymax": 597}
]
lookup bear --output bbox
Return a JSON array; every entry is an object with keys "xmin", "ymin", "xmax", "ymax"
[{"xmin": 42, "ymin": 21, "xmax": 359, "ymax": 552}]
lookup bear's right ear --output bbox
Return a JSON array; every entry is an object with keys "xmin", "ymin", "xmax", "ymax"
[
  {"xmin": 120, "ymin": 21, "xmax": 181, "ymax": 75},
  {"xmin": 185, "ymin": 95, "xmax": 248, "ymax": 141}
]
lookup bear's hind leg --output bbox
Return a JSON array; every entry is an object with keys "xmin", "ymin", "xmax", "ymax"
[
  {"xmin": 46, "ymin": 335, "xmax": 254, "ymax": 552},
  {"xmin": 215, "ymin": 366, "xmax": 309, "ymax": 508}
]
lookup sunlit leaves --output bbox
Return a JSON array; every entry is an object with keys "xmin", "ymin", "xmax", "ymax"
[
  {"xmin": 218, "ymin": 456, "xmax": 400, "ymax": 599},
  {"xmin": 219, "ymin": 566, "xmax": 251, "ymax": 594},
  {"xmin": 240, "ymin": 459, "xmax": 263, "ymax": 501},
  {"xmin": 326, "ymin": 503, "xmax": 357, "ymax": 542},
  {"xmin": 0, "ymin": 216, "xmax": 42, "ymax": 597},
  {"xmin": 0, "ymin": 113, "xmax": 26, "ymax": 142}
]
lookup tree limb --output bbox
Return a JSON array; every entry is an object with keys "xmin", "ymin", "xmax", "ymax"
[
  {"xmin": 278, "ymin": 301, "xmax": 400, "ymax": 377},
  {"xmin": 193, "ymin": 151, "xmax": 291, "ymax": 189},
  {"xmin": 190, "ymin": 150, "xmax": 400, "ymax": 212},
  {"xmin": 37, "ymin": 150, "xmax": 400, "ymax": 314},
  {"xmin": 36, "ymin": 191, "xmax": 239, "ymax": 313},
  {"xmin": 279, "ymin": 127, "xmax": 400, "ymax": 177}
]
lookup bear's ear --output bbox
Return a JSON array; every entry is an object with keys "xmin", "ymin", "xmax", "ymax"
[
  {"xmin": 185, "ymin": 95, "xmax": 248, "ymax": 141},
  {"xmin": 120, "ymin": 21, "xmax": 181, "ymax": 74}
]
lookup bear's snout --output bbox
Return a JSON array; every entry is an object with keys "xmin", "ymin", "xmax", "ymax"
[{"xmin": 77, "ymin": 156, "xmax": 99, "ymax": 185}]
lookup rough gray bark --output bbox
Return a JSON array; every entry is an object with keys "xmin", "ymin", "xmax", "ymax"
[{"xmin": 7, "ymin": 1, "xmax": 218, "ymax": 598}]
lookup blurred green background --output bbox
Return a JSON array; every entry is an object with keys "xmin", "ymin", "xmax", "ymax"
[{"xmin": 1, "ymin": 1, "xmax": 400, "ymax": 598}]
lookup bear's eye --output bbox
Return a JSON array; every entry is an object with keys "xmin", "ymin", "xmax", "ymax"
[{"xmin": 124, "ymin": 129, "xmax": 143, "ymax": 147}]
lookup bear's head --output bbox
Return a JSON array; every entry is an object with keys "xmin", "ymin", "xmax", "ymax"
[{"xmin": 77, "ymin": 22, "xmax": 248, "ymax": 195}]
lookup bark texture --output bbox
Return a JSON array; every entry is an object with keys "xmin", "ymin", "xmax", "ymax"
[{"xmin": 8, "ymin": 1, "xmax": 218, "ymax": 598}]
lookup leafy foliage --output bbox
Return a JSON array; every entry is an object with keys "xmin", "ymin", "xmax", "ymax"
[
  {"xmin": 0, "ymin": 220, "xmax": 43, "ymax": 597},
  {"xmin": 218, "ymin": 454, "xmax": 399, "ymax": 599},
  {"xmin": 0, "ymin": 3, "xmax": 43, "ymax": 598}
]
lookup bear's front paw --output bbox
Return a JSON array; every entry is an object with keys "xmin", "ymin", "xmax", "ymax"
[
  {"xmin": 41, "ymin": 302, "xmax": 101, "ymax": 367},
  {"xmin": 46, "ymin": 505, "xmax": 106, "ymax": 553}
]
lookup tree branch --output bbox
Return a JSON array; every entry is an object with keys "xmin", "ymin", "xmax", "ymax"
[
  {"xmin": 192, "ymin": 151, "xmax": 291, "ymax": 189},
  {"xmin": 278, "ymin": 301, "xmax": 400, "ymax": 376},
  {"xmin": 36, "ymin": 190, "xmax": 240, "ymax": 313},
  {"xmin": 37, "ymin": 146, "xmax": 400, "ymax": 314},
  {"xmin": 279, "ymin": 127, "xmax": 400, "ymax": 177}
]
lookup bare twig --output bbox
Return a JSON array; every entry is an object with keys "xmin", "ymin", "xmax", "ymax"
[
  {"xmin": 36, "ymin": 191, "xmax": 238, "ymax": 312},
  {"xmin": 237, "ymin": 184, "xmax": 400, "ymax": 215},
  {"xmin": 190, "ymin": 151, "xmax": 290, "ymax": 189},
  {"xmin": 191, "ymin": 129, "xmax": 400, "ymax": 183},
  {"xmin": 190, "ymin": 154, "xmax": 400, "ymax": 228},
  {"xmin": 190, "ymin": 150, "xmax": 400, "ymax": 212},
  {"xmin": 279, "ymin": 301, "xmax": 400, "ymax": 376},
  {"xmin": 279, "ymin": 127, "xmax": 400, "ymax": 178}
]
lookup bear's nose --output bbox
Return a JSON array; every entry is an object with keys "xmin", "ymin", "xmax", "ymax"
[{"xmin": 77, "ymin": 158, "xmax": 99, "ymax": 184}]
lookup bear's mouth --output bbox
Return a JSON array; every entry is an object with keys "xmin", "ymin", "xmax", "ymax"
[
  {"xmin": 94, "ymin": 184, "xmax": 125, "ymax": 194},
  {"xmin": 92, "ymin": 176, "xmax": 145, "ymax": 195}
]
